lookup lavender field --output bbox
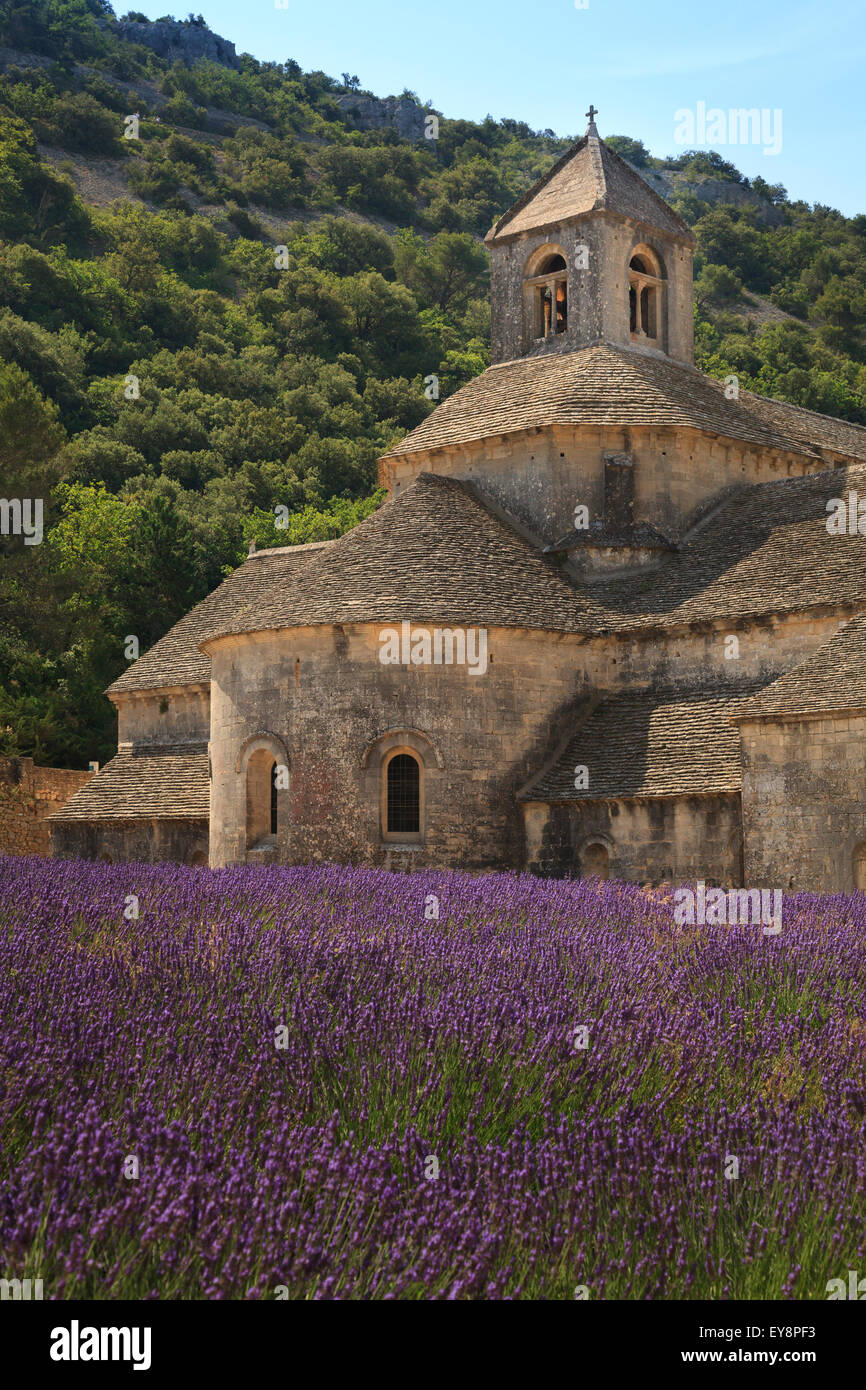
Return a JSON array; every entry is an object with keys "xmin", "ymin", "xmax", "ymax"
[{"xmin": 1, "ymin": 855, "xmax": 864, "ymax": 1300}]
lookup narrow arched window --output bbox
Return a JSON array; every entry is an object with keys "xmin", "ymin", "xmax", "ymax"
[
  {"xmin": 246, "ymin": 748, "xmax": 278, "ymax": 849},
  {"xmin": 387, "ymin": 753, "xmax": 420, "ymax": 835},
  {"xmin": 525, "ymin": 248, "xmax": 568, "ymax": 342},
  {"xmin": 628, "ymin": 247, "xmax": 664, "ymax": 344},
  {"xmin": 853, "ymin": 841, "xmax": 866, "ymax": 891}
]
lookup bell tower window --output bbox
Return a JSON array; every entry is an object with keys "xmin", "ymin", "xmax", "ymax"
[
  {"xmin": 628, "ymin": 248, "xmax": 664, "ymax": 345},
  {"xmin": 525, "ymin": 249, "xmax": 568, "ymax": 343}
]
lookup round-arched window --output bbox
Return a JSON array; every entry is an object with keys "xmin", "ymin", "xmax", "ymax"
[
  {"xmin": 628, "ymin": 245, "xmax": 664, "ymax": 343},
  {"xmin": 525, "ymin": 246, "xmax": 568, "ymax": 340},
  {"xmin": 386, "ymin": 752, "xmax": 420, "ymax": 835}
]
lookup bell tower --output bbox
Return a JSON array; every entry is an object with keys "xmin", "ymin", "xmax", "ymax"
[{"xmin": 484, "ymin": 108, "xmax": 696, "ymax": 368}]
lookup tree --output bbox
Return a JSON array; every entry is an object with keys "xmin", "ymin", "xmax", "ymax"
[
  {"xmin": 605, "ymin": 136, "xmax": 650, "ymax": 168},
  {"xmin": 0, "ymin": 359, "xmax": 65, "ymax": 494},
  {"xmin": 394, "ymin": 230, "xmax": 488, "ymax": 311}
]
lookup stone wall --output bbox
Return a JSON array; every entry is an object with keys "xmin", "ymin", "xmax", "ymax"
[
  {"xmin": 381, "ymin": 424, "xmax": 826, "ymax": 550},
  {"xmin": 522, "ymin": 793, "xmax": 743, "ymax": 884},
  {"xmin": 50, "ymin": 817, "xmax": 209, "ymax": 865},
  {"xmin": 582, "ymin": 610, "xmax": 845, "ymax": 696},
  {"xmin": 0, "ymin": 758, "xmax": 93, "ymax": 857},
  {"xmin": 739, "ymin": 710, "xmax": 866, "ymax": 891},
  {"xmin": 204, "ymin": 622, "xmax": 589, "ymax": 871},
  {"xmin": 115, "ymin": 685, "xmax": 210, "ymax": 747}
]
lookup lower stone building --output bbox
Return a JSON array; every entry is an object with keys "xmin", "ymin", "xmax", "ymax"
[{"xmin": 49, "ymin": 118, "xmax": 866, "ymax": 892}]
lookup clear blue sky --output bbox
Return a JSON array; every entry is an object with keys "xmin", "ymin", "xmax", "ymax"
[{"xmin": 129, "ymin": 0, "xmax": 865, "ymax": 215}]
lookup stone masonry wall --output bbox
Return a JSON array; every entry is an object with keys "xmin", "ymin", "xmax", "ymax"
[
  {"xmin": 115, "ymin": 686, "xmax": 210, "ymax": 747},
  {"xmin": 206, "ymin": 622, "xmax": 590, "ymax": 871},
  {"xmin": 522, "ymin": 793, "xmax": 743, "ymax": 884},
  {"xmin": 0, "ymin": 758, "xmax": 93, "ymax": 857},
  {"xmin": 50, "ymin": 817, "xmax": 209, "ymax": 865},
  {"xmin": 740, "ymin": 711, "xmax": 866, "ymax": 892},
  {"xmin": 381, "ymin": 424, "xmax": 826, "ymax": 549},
  {"xmin": 489, "ymin": 213, "xmax": 694, "ymax": 367}
]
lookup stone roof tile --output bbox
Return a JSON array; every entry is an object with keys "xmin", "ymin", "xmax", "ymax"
[
  {"xmin": 48, "ymin": 743, "xmax": 210, "ymax": 821},
  {"xmin": 199, "ymin": 473, "xmax": 591, "ymax": 644},
  {"xmin": 380, "ymin": 345, "xmax": 832, "ymax": 462},
  {"xmin": 735, "ymin": 615, "xmax": 866, "ymax": 720},
  {"xmin": 485, "ymin": 135, "xmax": 693, "ymax": 244},
  {"xmin": 107, "ymin": 544, "xmax": 326, "ymax": 694},
  {"xmin": 595, "ymin": 463, "xmax": 866, "ymax": 632},
  {"xmin": 523, "ymin": 684, "xmax": 767, "ymax": 801}
]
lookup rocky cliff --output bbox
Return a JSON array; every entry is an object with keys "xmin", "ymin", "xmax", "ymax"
[
  {"xmin": 334, "ymin": 92, "xmax": 429, "ymax": 142},
  {"xmin": 115, "ymin": 18, "xmax": 239, "ymax": 71}
]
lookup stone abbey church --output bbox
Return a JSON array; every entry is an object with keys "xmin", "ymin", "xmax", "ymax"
[{"xmin": 51, "ymin": 116, "xmax": 866, "ymax": 892}]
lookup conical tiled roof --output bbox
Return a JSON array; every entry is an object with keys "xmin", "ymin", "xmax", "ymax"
[
  {"xmin": 108, "ymin": 543, "xmax": 326, "ymax": 693},
  {"xmin": 380, "ymin": 344, "xmax": 844, "ymax": 462},
  {"xmin": 485, "ymin": 132, "xmax": 694, "ymax": 245}
]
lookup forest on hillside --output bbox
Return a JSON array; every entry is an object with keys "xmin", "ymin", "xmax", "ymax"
[{"xmin": 2, "ymin": 1, "xmax": 866, "ymax": 767}]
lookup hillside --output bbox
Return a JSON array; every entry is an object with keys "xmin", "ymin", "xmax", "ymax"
[{"xmin": 2, "ymin": 2, "xmax": 866, "ymax": 767}]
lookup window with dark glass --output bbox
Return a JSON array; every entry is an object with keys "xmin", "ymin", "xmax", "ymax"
[{"xmin": 387, "ymin": 753, "xmax": 420, "ymax": 834}]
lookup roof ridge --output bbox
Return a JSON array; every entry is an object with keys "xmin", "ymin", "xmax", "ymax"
[
  {"xmin": 738, "ymin": 384, "xmax": 866, "ymax": 439},
  {"xmin": 597, "ymin": 140, "xmax": 694, "ymax": 240},
  {"xmin": 484, "ymin": 134, "xmax": 589, "ymax": 243}
]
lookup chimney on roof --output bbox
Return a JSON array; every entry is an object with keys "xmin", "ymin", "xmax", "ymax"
[{"xmin": 248, "ymin": 538, "xmax": 256, "ymax": 556}]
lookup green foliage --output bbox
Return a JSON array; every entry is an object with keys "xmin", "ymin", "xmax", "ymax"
[
  {"xmin": 695, "ymin": 263, "xmax": 743, "ymax": 308},
  {"xmin": 0, "ymin": 114, "xmax": 90, "ymax": 248},
  {"xmin": 46, "ymin": 91, "xmax": 121, "ymax": 154},
  {"xmin": 605, "ymin": 135, "xmax": 650, "ymax": 167},
  {"xmin": 246, "ymin": 489, "xmax": 387, "ymax": 549}
]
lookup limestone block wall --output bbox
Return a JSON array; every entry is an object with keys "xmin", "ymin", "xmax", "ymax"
[
  {"xmin": 205, "ymin": 622, "xmax": 589, "ymax": 871},
  {"xmin": 581, "ymin": 611, "xmax": 845, "ymax": 695},
  {"xmin": 490, "ymin": 220, "xmax": 606, "ymax": 363},
  {"xmin": 0, "ymin": 758, "xmax": 94, "ymax": 857},
  {"xmin": 739, "ymin": 711, "xmax": 866, "ymax": 891},
  {"xmin": 382, "ymin": 425, "xmax": 826, "ymax": 549},
  {"xmin": 522, "ymin": 793, "xmax": 743, "ymax": 885},
  {"xmin": 50, "ymin": 817, "xmax": 208, "ymax": 865},
  {"xmin": 115, "ymin": 686, "xmax": 210, "ymax": 746}
]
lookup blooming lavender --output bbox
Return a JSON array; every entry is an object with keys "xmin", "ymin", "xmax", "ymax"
[{"xmin": 0, "ymin": 855, "xmax": 864, "ymax": 1299}]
